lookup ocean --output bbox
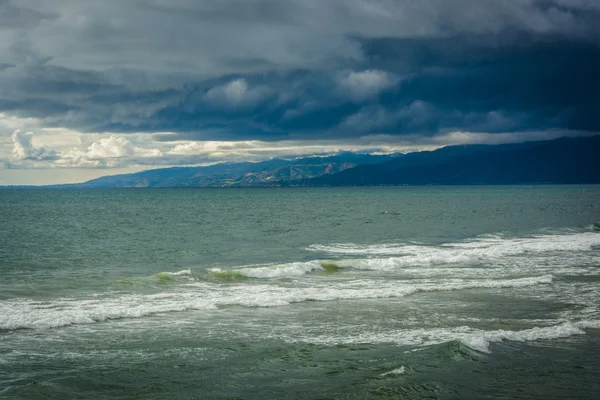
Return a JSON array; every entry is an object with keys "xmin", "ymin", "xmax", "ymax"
[{"xmin": 1, "ymin": 186, "xmax": 599, "ymax": 399}]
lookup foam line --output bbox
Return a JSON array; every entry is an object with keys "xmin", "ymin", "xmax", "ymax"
[{"xmin": 0, "ymin": 275, "xmax": 553, "ymax": 330}]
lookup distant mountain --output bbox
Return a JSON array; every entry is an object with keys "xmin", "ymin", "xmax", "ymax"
[
  {"xmin": 293, "ymin": 135, "xmax": 600, "ymax": 186},
  {"xmin": 64, "ymin": 153, "xmax": 398, "ymax": 188}
]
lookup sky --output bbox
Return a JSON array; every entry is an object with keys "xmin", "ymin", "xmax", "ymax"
[{"xmin": 1, "ymin": 0, "xmax": 599, "ymax": 185}]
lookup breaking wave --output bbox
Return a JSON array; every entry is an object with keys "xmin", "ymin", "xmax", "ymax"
[
  {"xmin": 0, "ymin": 275, "xmax": 553, "ymax": 331},
  {"xmin": 151, "ymin": 269, "xmax": 192, "ymax": 281},
  {"xmin": 459, "ymin": 322, "xmax": 586, "ymax": 353},
  {"xmin": 209, "ymin": 261, "xmax": 324, "ymax": 279},
  {"xmin": 308, "ymin": 232, "xmax": 600, "ymax": 269},
  {"xmin": 284, "ymin": 320, "xmax": 598, "ymax": 354},
  {"xmin": 380, "ymin": 366, "xmax": 406, "ymax": 376},
  {"xmin": 113, "ymin": 269, "xmax": 193, "ymax": 285}
]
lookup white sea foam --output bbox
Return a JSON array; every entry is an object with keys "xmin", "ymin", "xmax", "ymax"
[
  {"xmin": 575, "ymin": 320, "xmax": 600, "ymax": 329},
  {"xmin": 0, "ymin": 275, "xmax": 553, "ymax": 330},
  {"xmin": 210, "ymin": 261, "xmax": 323, "ymax": 279},
  {"xmin": 280, "ymin": 321, "xmax": 595, "ymax": 353},
  {"xmin": 167, "ymin": 269, "xmax": 192, "ymax": 276},
  {"xmin": 309, "ymin": 232, "xmax": 600, "ymax": 269},
  {"xmin": 459, "ymin": 322, "xmax": 586, "ymax": 353},
  {"xmin": 0, "ymin": 293, "xmax": 218, "ymax": 330},
  {"xmin": 151, "ymin": 269, "xmax": 192, "ymax": 280},
  {"xmin": 206, "ymin": 275, "xmax": 554, "ymax": 308},
  {"xmin": 381, "ymin": 366, "xmax": 406, "ymax": 376},
  {"xmin": 307, "ymin": 232, "xmax": 600, "ymax": 264},
  {"xmin": 206, "ymin": 231, "xmax": 600, "ymax": 282}
]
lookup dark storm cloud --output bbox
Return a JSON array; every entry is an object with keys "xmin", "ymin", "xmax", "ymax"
[
  {"xmin": 0, "ymin": 0, "xmax": 56, "ymax": 29},
  {"xmin": 1, "ymin": 0, "xmax": 599, "ymax": 140}
]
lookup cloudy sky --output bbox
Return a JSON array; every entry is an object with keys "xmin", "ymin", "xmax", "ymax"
[{"xmin": 1, "ymin": 0, "xmax": 599, "ymax": 184}]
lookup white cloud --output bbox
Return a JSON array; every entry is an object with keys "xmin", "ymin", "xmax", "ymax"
[
  {"xmin": 85, "ymin": 136, "xmax": 162, "ymax": 159},
  {"xmin": 11, "ymin": 130, "xmax": 57, "ymax": 161},
  {"xmin": 4, "ymin": 131, "xmax": 165, "ymax": 169},
  {"xmin": 60, "ymin": 135, "xmax": 163, "ymax": 167},
  {"xmin": 210, "ymin": 79, "xmax": 248, "ymax": 104},
  {"xmin": 203, "ymin": 79, "xmax": 271, "ymax": 108},
  {"xmin": 0, "ymin": 114, "xmax": 85, "ymax": 160},
  {"xmin": 2, "ymin": 126, "xmax": 598, "ymax": 185},
  {"xmin": 338, "ymin": 70, "xmax": 399, "ymax": 101},
  {"xmin": 169, "ymin": 141, "xmax": 238, "ymax": 155},
  {"xmin": 166, "ymin": 138, "xmax": 418, "ymax": 162},
  {"xmin": 87, "ymin": 136, "xmax": 136, "ymax": 158}
]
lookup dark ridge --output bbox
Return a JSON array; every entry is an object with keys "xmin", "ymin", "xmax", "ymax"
[
  {"xmin": 291, "ymin": 135, "xmax": 600, "ymax": 186},
  {"xmin": 45, "ymin": 152, "xmax": 399, "ymax": 188}
]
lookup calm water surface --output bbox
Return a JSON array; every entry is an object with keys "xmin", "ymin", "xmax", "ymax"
[{"xmin": 1, "ymin": 186, "xmax": 599, "ymax": 399}]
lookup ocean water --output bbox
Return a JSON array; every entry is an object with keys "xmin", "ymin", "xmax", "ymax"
[{"xmin": 1, "ymin": 186, "xmax": 600, "ymax": 399}]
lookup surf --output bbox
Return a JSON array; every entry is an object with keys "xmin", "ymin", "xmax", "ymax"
[{"xmin": 0, "ymin": 275, "xmax": 555, "ymax": 331}]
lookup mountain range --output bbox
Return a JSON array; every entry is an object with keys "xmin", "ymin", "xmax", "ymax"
[
  {"xmin": 294, "ymin": 135, "xmax": 600, "ymax": 186},
  {"xmin": 7, "ymin": 135, "xmax": 598, "ymax": 188},
  {"xmin": 60, "ymin": 153, "xmax": 397, "ymax": 188}
]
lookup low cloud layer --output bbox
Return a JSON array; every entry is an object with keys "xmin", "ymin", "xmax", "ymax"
[
  {"xmin": 5, "ymin": 129, "xmax": 596, "ymax": 173},
  {"xmin": 1, "ymin": 0, "xmax": 599, "ymax": 183}
]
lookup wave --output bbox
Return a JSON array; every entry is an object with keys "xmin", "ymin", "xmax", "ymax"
[
  {"xmin": 151, "ymin": 269, "xmax": 192, "ymax": 281},
  {"xmin": 308, "ymin": 232, "xmax": 600, "ymax": 268},
  {"xmin": 209, "ymin": 269, "xmax": 248, "ymax": 280},
  {"xmin": 107, "ymin": 230, "xmax": 599, "ymax": 288},
  {"xmin": 112, "ymin": 269, "xmax": 193, "ymax": 285},
  {"xmin": 208, "ymin": 261, "xmax": 337, "ymax": 279},
  {"xmin": 284, "ymin": 321, "xmax": 596, "ymax": 354},
  {"xmin": 380, "ymin": 366, "xmax": 406, "ymax": 376},
  {"xmin": 0, "ymin": 292, "xmax": 219, "ymax": 331},
  {"xmin": 204, "ymin": 253, "xmax": 598, "ymax": 282},
  {"xmin": 459, "ymin": 322, "xmax": 586, "ymax": 353},
  {"xmin": 209, "ymin": 275, "xmax": 554, "ymax": 308},
  {"xmin": 0, "ymin": 275, "xmax": 553, "ymax": 331},
  {"xmin": 308, "ymin": 243, "xmax": 412, "ymax": 255},
  {"xmin": 576, "ymin": 319, "xmax": 600, "ymax": 329}
]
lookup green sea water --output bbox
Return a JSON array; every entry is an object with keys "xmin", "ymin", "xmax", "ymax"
[{"xmin": 1, "ymin": 186, "xmax": 600, "ymax": 399}]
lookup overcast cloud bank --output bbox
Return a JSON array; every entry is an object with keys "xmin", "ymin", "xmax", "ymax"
[{"xmin": 1, "ymin": 0, "xmax": 599, "ymax": 183}]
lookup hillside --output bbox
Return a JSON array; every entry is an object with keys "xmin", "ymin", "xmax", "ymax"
[
  {"xmin": 295, "ymin": 136, "xmax": 600, "ymax": 186},
  {"xmin": 66, "ymin": 153, "xmax": 397, "ymax": 188}
]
